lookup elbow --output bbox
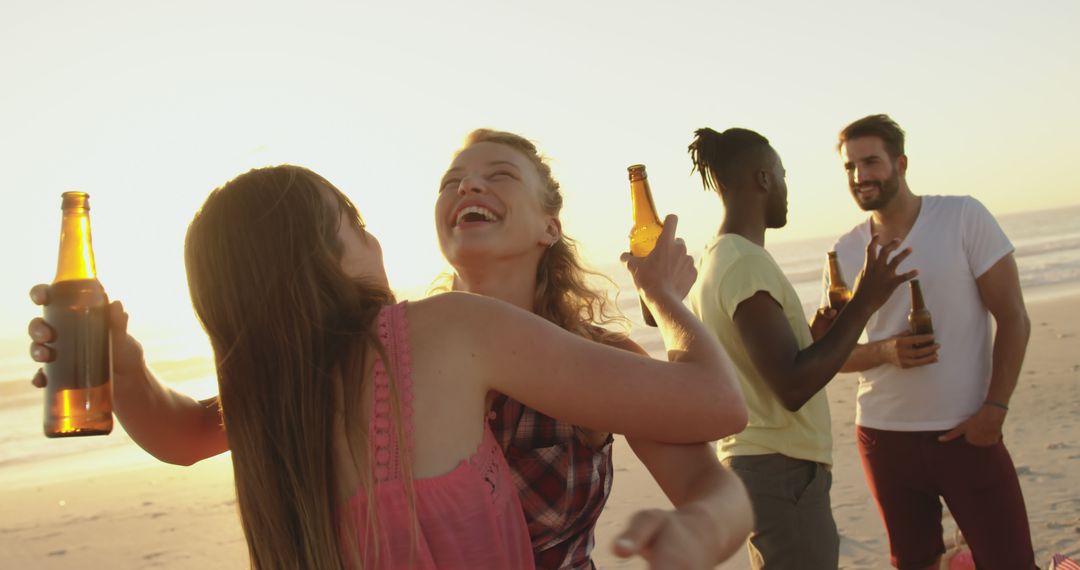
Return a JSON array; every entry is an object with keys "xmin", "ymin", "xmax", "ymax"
[
  {"xmin": 166, "ymin": 456, "xmax": 198, "ymax": 467},
  {"xmin": 998, "ymin": 306, "xmax": 1031, "ymax": 343},
  {"xmin": 167, "ymin": 450, "xmax": 208, "ymax": 467},
  {"xmin": 728, "ymin": 407, "xmax": 749, "ymax": 435},
  {"xmin": 700, "ymin": 392, "xmax": 748, "ymax": 440},
  {"xmin": 780, "ymin": 391, "xmax": 810, "ymax": 413},
  {"xmin": 149, "ymin": 446, "xmax": 203, "ymax": 467},
  {"xmin": 698, "ymin": 413, "xmax": 747, "ymax": 442}
]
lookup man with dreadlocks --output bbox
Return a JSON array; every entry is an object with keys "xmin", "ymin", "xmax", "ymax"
[{"xmin": 686, "ymin": 127, "xmax": 916, "ymax": 568}]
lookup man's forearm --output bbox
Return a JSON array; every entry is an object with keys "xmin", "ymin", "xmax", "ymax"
[
  {"xmin": 782, "ymin": 298, "xmax": 875, "ymax": 409},
  {"xmin": 985, "ymin": 311, "xmax": 1030, "ymax": 405},
  {"xmin": 841, "ymin": 341, "xmax": 885, "ymax": 373},
  {"xmin": 113, "ymin": 364, "xmax": 227, "ymax": 466}
]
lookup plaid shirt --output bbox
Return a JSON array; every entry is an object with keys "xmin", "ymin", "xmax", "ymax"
[{"xmin": 489, "ymin": 394, "xmax": 614, "ymax": 570}]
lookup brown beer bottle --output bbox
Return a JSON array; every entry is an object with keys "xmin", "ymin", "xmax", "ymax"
[
  {"xmin": 908, "ymin": 279, "xmax": 934, "ymax": 349},
  {"xmin": 826, "ymin": 251, "xmax": 852, "ymax": 311},
  {"xmin": 628, "ymin": 164, "xmax": 664, "ymax": 327},
  {"xmin": 43, "ymin": 192, "xmax": 113, "ymax": 437}
]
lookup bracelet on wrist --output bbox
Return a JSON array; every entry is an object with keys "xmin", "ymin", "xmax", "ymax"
[{"xmin": 983, "ymin": 399, "xmax": 1009, "ymax": 411}]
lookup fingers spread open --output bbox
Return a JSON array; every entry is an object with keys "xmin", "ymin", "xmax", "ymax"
[
  {"xmin": 887, "ymin": 247, "xmax": 913, "ymax": 270},
  {"xmin": 865, "ymin": 234, "xmax": 880, "ymax": 263}
]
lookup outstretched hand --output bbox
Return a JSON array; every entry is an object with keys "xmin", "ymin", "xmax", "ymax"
[
  {"xmin": 851, "ymin": 235, "xmax": 918, "ymax": 311},
  {"xmin": 620, "ymin": 215, "xmax": 697, "ymax": 305},
  {"xmin": 29, "ymin": 284, "xmax": 145, "ymax": 389}
]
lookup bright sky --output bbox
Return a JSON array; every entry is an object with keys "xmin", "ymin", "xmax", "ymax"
[{"xmin": 2, "ymin": 1, "xmax": 1078, "ymax": 359}]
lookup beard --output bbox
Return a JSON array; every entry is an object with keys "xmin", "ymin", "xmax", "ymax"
[{"xmin": 850, "ymin": 167, "xmax": 900, "ymax": 211}]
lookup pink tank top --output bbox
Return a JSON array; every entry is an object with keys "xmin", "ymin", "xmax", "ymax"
[{"xmin": 337, "ymin": 302, "xmax": 534, "ymax": 569}]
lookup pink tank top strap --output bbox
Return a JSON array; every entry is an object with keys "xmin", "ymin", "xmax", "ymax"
[{"xmin": 370, "ymin": 301, "xmax": 415, "ymax": 483}]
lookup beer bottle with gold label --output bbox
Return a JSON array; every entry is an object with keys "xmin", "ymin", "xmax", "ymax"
[
  {"xmin": 908, "ymin": 279, "xmax": 934, "ymax": 349},
  {"xmin": 826, "ymin": 251, "xmax": 852, "ymax": 312},
  {"xmin": 43, "ymin": 192, "xmax": 113, "ymax": 437},
  {"xmin": 628, "ymin": 164, "xmax": 664, "ymax": 327}
]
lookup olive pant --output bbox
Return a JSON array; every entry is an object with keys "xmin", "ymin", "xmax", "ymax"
[{"xmin": 722, "ymin": 454, "xmax": 839, "ymax": 570}]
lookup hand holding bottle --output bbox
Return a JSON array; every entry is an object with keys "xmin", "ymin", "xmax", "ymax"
[
  {"xmin": 620, "ymin": 215, "xmax": 696, "ymax": 312},
  {"xmin": 29, "ymin": 284, "xmax": 145, "ymax": 389}
]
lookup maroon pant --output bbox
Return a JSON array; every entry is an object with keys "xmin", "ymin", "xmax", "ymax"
[{"xmin": 856, "ymin": 426, "xmax": 1036, "ymax": 569}]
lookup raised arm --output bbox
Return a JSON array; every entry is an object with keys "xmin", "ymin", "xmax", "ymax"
[
  {"xmin": 939, "ymin": 253, "xmax": 1029, "ymax": 445},
  {"xmin": 30, "ymin": 285, "xmax": 228, "ymax": 465},
  {"xmin": 736, "ymin": 237, "xmax": 915, "ymax": 412},
  {"xmin": 450, "ymin": 216, "xmax": 745, "ymax": 443}
]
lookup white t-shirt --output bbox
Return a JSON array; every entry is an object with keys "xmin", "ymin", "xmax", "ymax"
[{"xmin": 825, "ymin": 195, "xmax": 1014, "ymax": 431}]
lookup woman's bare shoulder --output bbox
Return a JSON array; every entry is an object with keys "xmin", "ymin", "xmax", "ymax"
[
  {"xmin": 405, "ymin": 292, "xmax": 526, "ymax": 345},
  {"xmin": 408, "ymin": 291, "xmax": 499, "ymax": 322}
]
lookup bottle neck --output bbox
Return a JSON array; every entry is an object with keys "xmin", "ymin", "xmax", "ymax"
[
  {"xmin": 55, "ymin": 207, "xmax": 98, "ymax": 283},
  {"xmin": 630, "ymin": 179, "xmax": 662, "ymax": 225},
  {"xmin": 909, "ymin": 281, "xmax": 926, "ymax": 311},
  {"xmin": 827, "ymin": 256, "xmax": 846, "ymax": 287}
]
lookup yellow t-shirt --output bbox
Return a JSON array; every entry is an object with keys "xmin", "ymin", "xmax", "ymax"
[{"xmin": 689, "ymin": 234, "xmax": 832, "ymax": 465}]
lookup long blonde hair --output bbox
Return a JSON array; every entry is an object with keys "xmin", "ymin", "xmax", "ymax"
[
  {"xmin": 184, "ymin": 165, "xmax": 403, "ymax": 568},
  {"xmin": 441, "ymin": 129, "xmax": 628, "ymax": 343}
]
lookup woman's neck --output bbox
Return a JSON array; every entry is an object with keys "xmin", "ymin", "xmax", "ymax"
[{"xmin": 452, "ymin": 256, "xmax": 540, "ymax": 312}]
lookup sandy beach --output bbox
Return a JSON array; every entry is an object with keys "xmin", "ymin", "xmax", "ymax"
[{"xmin": 2, "ymin": 292, "xmax": 1078, "ymax": 569}]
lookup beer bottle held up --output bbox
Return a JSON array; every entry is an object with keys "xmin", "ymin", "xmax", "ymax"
[
  {"xmin": 826, "ymin": 251, "xmax": 852, "ymax": 312},
  {"xmin": 908, "ymin": 279, "xmax": 934, "ymax": 349},
  {"xmin": 43, "ymin": 192, "xmax": 113, "ymax": 437},
  {"xmin": 627, "ymin": 164, "xmax": 664, "ymax": 327}
]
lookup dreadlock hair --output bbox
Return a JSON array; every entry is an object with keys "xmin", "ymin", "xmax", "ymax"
[{"xmin": 687, "ymin": 127, "xmax": 772, "ymax": 196}]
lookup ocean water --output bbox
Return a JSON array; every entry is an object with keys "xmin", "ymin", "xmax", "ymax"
[
  {"xmin": 611, "ymin": 202, "xmax": 1080, "ymax": 323},
  {"xmin": 1, "ymin": 203, "xmax": 1078, "ymax": 480}
]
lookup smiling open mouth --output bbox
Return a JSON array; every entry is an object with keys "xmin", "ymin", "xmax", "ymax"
[{"xmin": 454, "ymin": 205, "xmax": 500, "ymax": 227}]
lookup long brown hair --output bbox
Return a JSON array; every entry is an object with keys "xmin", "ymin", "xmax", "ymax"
[
  {"xmin": 442, "ymin": 129, "xmax": 628, "ymax": 343},
  {"xmin": 184, "ymin": 165, "xmax": 397, "ymax": 569}
]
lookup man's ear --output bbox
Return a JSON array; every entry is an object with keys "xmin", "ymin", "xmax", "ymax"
[{"xmin": 755, "ymin": 168, "xmax": 771, "ymax": 193}]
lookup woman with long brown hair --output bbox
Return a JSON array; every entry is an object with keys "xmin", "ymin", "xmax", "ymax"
[
  {"xmin": 28, "ymin": 135, "xmax": 753, "ymax": 568},
  {"xmin": 183, "ymin": 164, "xmax": 741, "ymax": 567}
]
